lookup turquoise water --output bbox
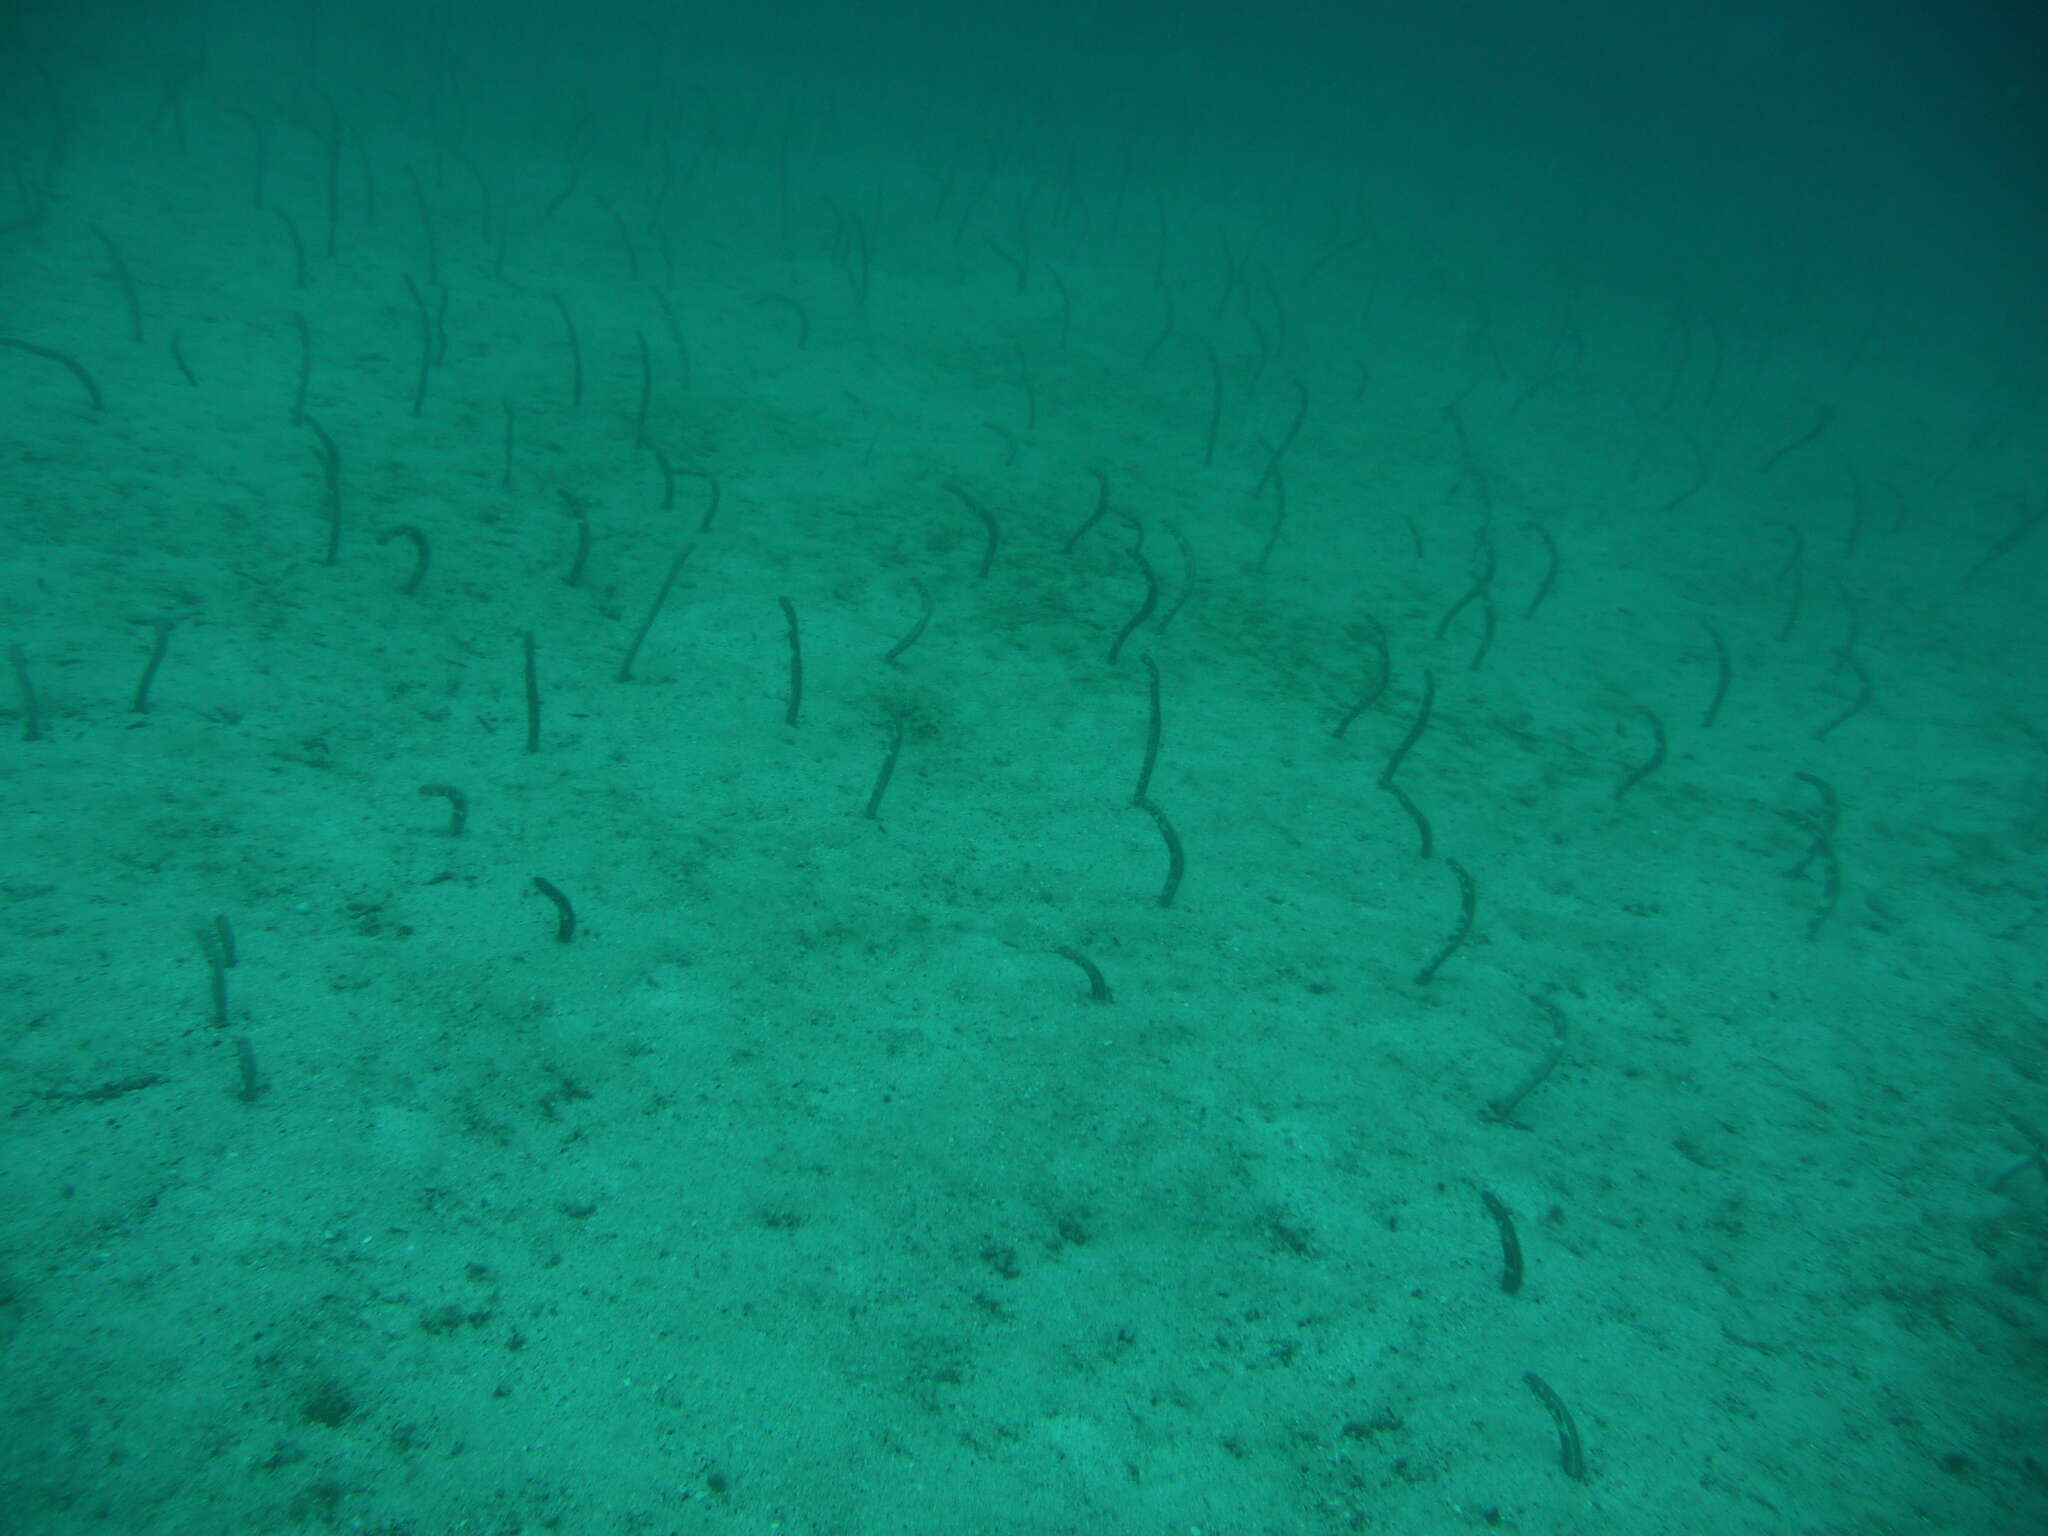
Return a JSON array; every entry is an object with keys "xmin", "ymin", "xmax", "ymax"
[{"xmin": 2, "ymin": 3, "xmax": 2043, "ymax": 1532}]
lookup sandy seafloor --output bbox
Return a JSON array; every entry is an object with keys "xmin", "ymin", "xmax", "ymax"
[{"xmin": 3, "ymin": 57, "xmax": 2046, "ymax": 1536}]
